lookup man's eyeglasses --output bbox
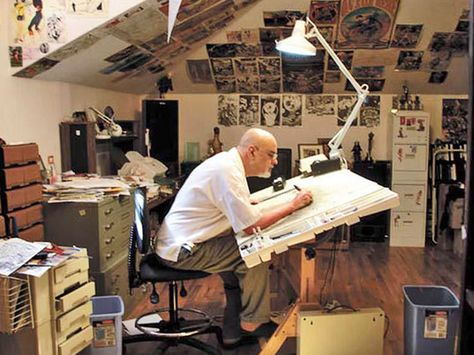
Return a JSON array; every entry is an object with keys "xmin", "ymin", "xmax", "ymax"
[{"xmin": 254, "ymin": 145, "xmax": 278, "ymax": 160}]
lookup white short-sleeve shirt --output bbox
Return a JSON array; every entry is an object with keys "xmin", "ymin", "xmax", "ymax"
[{"xmin": 155, "ymin": 147, "xmax": 262, "ymax": 261}]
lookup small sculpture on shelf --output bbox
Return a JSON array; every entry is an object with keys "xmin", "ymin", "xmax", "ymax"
[
  {"xmin": 365, "ymin": 132, "xmax": 375, "ymax": 162},
  {"xmin": 351, "ymin": 141, "xmax": 362, "ymax": 162},
  {"xmin": 207, "ymin": 127, "xmax": 223, "ymax": 157}
]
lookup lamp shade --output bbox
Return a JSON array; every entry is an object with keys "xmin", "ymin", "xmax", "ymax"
[{"xmin": 275, "ymin": 20, "xmax": 316, "ymax": 56}]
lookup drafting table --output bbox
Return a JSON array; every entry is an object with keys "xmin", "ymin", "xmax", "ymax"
[{"xmin": 236, "ymin": 168, "xmax": 399, "ymax": 268}]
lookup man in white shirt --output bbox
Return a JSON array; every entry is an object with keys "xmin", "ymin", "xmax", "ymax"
[{"xmin": 156, "ymin": 128, "xmax": 313, "ymax": 348}]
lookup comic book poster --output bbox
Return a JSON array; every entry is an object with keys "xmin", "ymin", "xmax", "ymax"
[
  {"xmin": 309, "ymin": 1, "xmax": 339, "ymax": 25},
  {"xmin": 239, "ymin": 95, "xmax": 260, "ymax": 126},
  {"xmin": 237, "ymin": 76, "xmax": 260, "ymax": 93},
  {"xmin": 259, "ymin": 76, "xmax": 281, "ymax": 93},
  {"xmin": 360, "ymin": 95, "xmax": 380, "ymax": 127},
  {"xmin": 390, "ymin": 24, "xmax": 423, "ymax": 48},
  {"xmin": 337, "ymin": 0, "xmax": 400, "ymax": 49},
  {"xmin": 325, "ymin": 71, "xmax": 341, "ymax": 83},
  {"xmin": 422, "ymin": 51, "xmax": 452, "ymax": 72},
  {"xmin": 442, "ymin": 99, "xmax": 468, "ymax": 141},
  {"xmin": 429, "ymin": 71, "xmax": 448, "ymax": 84},
  {"xmin": 282, "ymin": 51, "xmax": 324, "ymax": 93},
  {"xmin": 305, "ymin": 95, "xmax": 336, "ymax": 116},
  {"xmin": 281, "ymin": 94, "xmax": 303, "ymax": 126},
  {"xmin": 215, "ymin": 77, "xmax": 236, "ymax": 93},
  {"xmin": 337, "ymin": 95, "xmax": 358, "ymax": 126},
  {"xmin": 186, "ymin": 59, "xmax": 213, "ymax": 83},
  {"xmin": 217, "ymin": 95, "xmax": 239, "ymax": 126},
  {"xmin": 260, "ymin": 95, "xmax": 281, "ymax": 126}
]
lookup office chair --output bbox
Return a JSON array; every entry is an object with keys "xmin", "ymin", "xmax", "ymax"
[{"xmin": 123, "ymin": 188, "xmax": 223, "ymax": 354}]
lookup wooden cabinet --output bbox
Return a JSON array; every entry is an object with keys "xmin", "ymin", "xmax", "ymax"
[
  {"xmin": 0, "ymin": 249, "xmax": 94, "ymax": 355},
  {"xmin": 43, "ymin": 196, "xmax": 141, "ymax": 316},
  {"xmin": 390, "ymin": 111, "xmax": 430, "ymax": 247},
  {"xmin": 59, "ymin": 119, "xmax": 145, "ymax": 175}
]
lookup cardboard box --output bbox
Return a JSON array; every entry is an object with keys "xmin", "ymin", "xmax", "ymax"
[
  {"xmin": 17, "ymin": 223, "xmax": 44, "ymax": 242},
  {"xmin": 1, "ymin": 164, "xmax": 42, "ymax": 189},
  {"xmin": 6, "ymin": 203, "xmax": 43, "ymax": 235},
  {"xmin": 1, "ymin": 184, "xmax": 42, "ymax": 212},
  {"xmin": 0, "ymin": 143, "xmax": 39, "ymax": 168}
]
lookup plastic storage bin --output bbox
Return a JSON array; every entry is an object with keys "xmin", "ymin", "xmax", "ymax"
[
  {"xmin": 403, "ymin": 285, "xmax": 459, "ymax": 355},
  {"xmin": 85, "ymin": 296, "xmax": 124, "ymax": 355}
]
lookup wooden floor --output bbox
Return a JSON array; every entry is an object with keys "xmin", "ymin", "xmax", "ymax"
[{"xmin": 125, "ymin": 241, "xmax": 462, "ymax": 354}]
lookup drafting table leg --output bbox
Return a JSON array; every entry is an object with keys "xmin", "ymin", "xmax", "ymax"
[{"xmin": 299, "ymin": 248, "xmax": 317, "ymax": 303}]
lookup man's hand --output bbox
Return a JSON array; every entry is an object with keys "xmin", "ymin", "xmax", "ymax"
[{"xmin": 291, "ymin": 190, "xmax": 313, "ymax": 211}]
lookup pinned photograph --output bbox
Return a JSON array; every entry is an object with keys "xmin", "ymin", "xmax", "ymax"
[
  {"xmin": 429, "ymin": 71, "xmax": 448, "ymax": 84},
  {"xmin": 337, "ymin": 95, "xmax": 358, "ymax": 126},
  {"xmin": 305, "ymin": 95, "xmax": 336, "ymax": 116},
  {"xmin": 428, "ymin": 32, "xmax": 451, "ymax": 52},
  {"xmin": 298, "ymin": 144, "xmax": 324, "ymax": 160},
  {"xmin": 345, "ymin": 79, "xmax": 385, "ymax": 92},
  {"xmin": 239, "ymin": 95, "xmax": 260, "ymax": 126},
  {"xmin": 324, "ymin": 71, "xmax": 341, "ymax": 83},
  {"xmin": 390, "ymin": 24, "xmax": 423, "ymax": 48},
  {"xmin": 217, "ymin": 95, "xmax": 238, "ymax": 126},
  {"xmin": 455, "ymin": 20, "xmax": 469, "ymax": 32},
  {"xmin": 186, "ymin": 59, "xmax": 213, "ymax": 83},
  {"xmin": 260, "ymin": 95, "xmax": 281, "ymax": 127},
  {"xmin": 235, "ymin": 43, "xmax": 262, "ymax": 57},
  {"xmin": 442, "ymin": 98, "xmax": 468, "ymax": 141},
  {"xmin": 309, "ymin": 0, "xmax": 339, "ymax": 25},
  {"xmin": 226, "ymin": 29, "xmax": 260, "ymax": 43},
  {"xmin": 282, "ymin": 94, "xmax": 303, "ymax": 126},
  {"xmin": 352, "ymin": 66, "xmax": 385, "ymax": 78},
  {"xmin": 210, "ymin": 58, "xmax": 234, "ymax": 76},
  {"xmin": 327, "ymin": 51, "xmax": 353, "ymax": 70},
  {"xmin": 395, "ymin": 51, "xmax": 424, "ymax": 71}
]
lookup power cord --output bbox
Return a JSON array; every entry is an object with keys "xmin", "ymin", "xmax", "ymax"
[
  {"xmin": 318, "ymin": 228, "xmax": 340, "ymax": 306},
  {"xmin": 384, "ymin": 314, "xmax": 390, "ymax": 338}
]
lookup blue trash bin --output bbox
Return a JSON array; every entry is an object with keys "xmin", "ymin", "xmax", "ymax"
[{"xmin": 403, "ymin": 285, "xmax": 459, "ymax": 355}]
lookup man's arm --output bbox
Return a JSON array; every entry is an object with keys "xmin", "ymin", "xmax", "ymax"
[{"xmin": 243, "ymin": 190, "xmax": 313, "ymax": 235}]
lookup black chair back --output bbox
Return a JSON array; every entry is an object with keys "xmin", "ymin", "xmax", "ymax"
[{"xmin": 128, "ymin": 188, "xmax": 151, "ymax": 290}]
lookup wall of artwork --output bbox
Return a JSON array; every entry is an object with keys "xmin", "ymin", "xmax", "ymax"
[{"xmin": 164, "ymin": 92, "xmax": 467, "ymax": 168}]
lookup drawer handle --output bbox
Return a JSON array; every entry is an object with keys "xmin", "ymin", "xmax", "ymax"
[
  {"xmin": 104, "ymin": 222, "xmax": 114, "ymax": 231},
  {"xmin": 111, "ymin": 275, "xmax": 120, "ymax": 284},
  {"xmin": 106, "ymin": 251, "xmax": 115, "ymax": 259},
  {"xmin": 104, "ymin": 208, "xmax": 114, "ymax": 215},
  {"xmin": 105, "ymin": 236, "xmax": 115, "ymax": 245}
]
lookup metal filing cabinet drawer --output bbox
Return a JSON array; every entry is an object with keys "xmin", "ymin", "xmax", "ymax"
[{"xmin": 43, "ymin": 195, "xmax": 134, "ymax": 273}]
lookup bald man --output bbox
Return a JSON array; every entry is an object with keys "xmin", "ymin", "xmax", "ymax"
[{"xmin": 155, "ymin": 128, "xmax": 313, "ymax": 348}]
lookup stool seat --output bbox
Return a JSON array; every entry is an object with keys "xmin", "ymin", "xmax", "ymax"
[{"xmin": 139, "ymin": 253, "xmax": 210, "ymax": 282}]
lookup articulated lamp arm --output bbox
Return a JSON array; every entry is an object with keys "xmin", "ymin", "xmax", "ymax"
[{"xmin": 304, "ymin": 18, "xmax": 369, "ymax": 162}]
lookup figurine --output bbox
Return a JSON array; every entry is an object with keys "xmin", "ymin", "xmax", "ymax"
[
  {"xmin": 207, "ymin": 127, "xmax": 223, "ymax": 157},
  {"xmin": 365, "ymin": 132, "xmax": 374, "ymax": 162},
  {"xmin": 352, "ymin": 141, "xmax": 362, "ymax": 162}
]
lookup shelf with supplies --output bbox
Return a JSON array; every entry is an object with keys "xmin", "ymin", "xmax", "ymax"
[{"xmin": 59, "ymin": 119, "xmax": 145, "ymax": 176}]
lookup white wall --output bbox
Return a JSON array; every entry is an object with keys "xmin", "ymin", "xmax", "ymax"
[
  {"xmin": 161, "ymin": 92, "xmax": 467, "ymax": 169},
  {"xmin": 1, "ymin": 0, "xmax": 141, "ymax": 170}
]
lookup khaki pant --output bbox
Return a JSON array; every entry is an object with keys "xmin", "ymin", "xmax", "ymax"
[{"xmin": 157, "ymin": 233, "xmax": 270, "ymax": 340}]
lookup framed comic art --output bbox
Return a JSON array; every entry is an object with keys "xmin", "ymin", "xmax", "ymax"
[{"xmin": 298, "ymin": 144, "xmax": 324, "ymax": 160}]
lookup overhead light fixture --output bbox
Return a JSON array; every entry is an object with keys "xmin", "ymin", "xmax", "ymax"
[{"xmin": 276, "ymin": 19, "xmax": 369, "ymax": 166}]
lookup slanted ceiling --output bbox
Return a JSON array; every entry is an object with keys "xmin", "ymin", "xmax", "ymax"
[{"xmin": 13, "ymin": 0, "xmax": 470, "ymax": 95}]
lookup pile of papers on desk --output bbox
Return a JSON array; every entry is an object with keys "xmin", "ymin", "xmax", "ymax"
[{"xmin": 44, "ymin": 177, "xmax": 130, "ymax": 203}]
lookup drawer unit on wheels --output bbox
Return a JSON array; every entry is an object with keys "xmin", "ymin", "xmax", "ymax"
[{"xmin": 0, "ymin": 248, "xmax": 95, "ymax": 355}]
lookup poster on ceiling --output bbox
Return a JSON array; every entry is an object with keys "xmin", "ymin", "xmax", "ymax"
[{"xmin": 337, "ymin": 0, "xmax": 400, "ymax": 49}]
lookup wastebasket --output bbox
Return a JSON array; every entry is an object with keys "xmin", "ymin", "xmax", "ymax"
[
  {"xmin": 403, "ymin": 285, "xmax": 459, "ymax": 355},
  {"xmin": 85, "ymin": 296, "xmax": 124, "ymax": 355}
]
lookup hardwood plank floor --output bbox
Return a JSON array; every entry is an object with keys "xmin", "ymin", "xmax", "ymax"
[{"xmin": 125, "ymin": 241, "xmax": 462, "ymax": 354}]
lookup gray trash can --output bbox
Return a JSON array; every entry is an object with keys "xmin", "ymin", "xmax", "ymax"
[
  {"xmin": 85, "ymin": 295, "xmax": 124, "ymax": 355},
  {"xmin": 403, "ymin": 285, "xmax": 459, "ymax": 355}
]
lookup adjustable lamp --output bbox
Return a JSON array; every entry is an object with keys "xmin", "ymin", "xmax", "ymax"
[{"xmin": 276, "ymin": 18, "xmax": 369, "ymax": 166}]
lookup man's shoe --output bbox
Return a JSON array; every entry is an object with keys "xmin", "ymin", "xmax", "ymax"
[
  {"xmin": 242, "ymin": 321, "xmax": 278, "ymax": 338},
  {"xmin": 221, "ymin": 334, "xmax": 259, "ymax": 349}
]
